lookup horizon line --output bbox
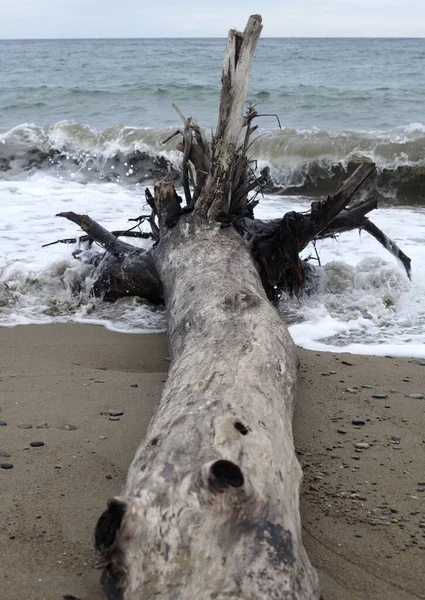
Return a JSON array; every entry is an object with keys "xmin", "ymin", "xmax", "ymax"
[{"xmin": 1, "ymin": 35, "xmax": 424, "ymax": 41}]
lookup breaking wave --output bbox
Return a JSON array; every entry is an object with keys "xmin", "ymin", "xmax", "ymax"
[{"xmin": 1, "ymin": 121, "xmax": 425, "ymax": 204}]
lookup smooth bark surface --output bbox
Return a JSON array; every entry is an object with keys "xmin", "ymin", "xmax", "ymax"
[
  {"xmin": 93, "ymin": 16, "xmax": 321, "ymax": 600},
  {"xmin": 96, "ymin": 216, "xmax": 320, "ymax": 599}
]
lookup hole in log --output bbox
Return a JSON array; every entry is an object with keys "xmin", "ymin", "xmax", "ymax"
[
  {"xmin": 209, "ymin": 459, "xmax": 244, "ymax": 490},
  {"xmin": 150, "ymin": 436, "xmax": 160, "ymax": 446},
  {"xmin": 234, "ymin": 421, "xmax": 249, "ymax": 435},
  {"xmin": 94, "ymin": 499, "xmax": 126, "ymax": 554}
]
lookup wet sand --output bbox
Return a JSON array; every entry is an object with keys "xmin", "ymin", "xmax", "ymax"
[{"xmin": 0, "ymin": 324, "xmax": 424, "ymax": 600}]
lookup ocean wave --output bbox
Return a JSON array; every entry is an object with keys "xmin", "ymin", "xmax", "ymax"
[{"xmin": 1, "ymin": 121, "xmax": 425, "ymax": 204}]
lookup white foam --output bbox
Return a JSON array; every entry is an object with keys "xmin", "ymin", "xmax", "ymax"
[{"xmin": 1, "ymin": 177, "xmax": 424, "ymax": 356}]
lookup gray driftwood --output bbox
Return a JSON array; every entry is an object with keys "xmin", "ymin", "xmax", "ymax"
[
  {"xmin": 52, "ymin": 14, "xmax": 412, "ymax": 600},
  {"xmin": 94, "ymin": 15, "xmax": 321, "ymax": 600}
]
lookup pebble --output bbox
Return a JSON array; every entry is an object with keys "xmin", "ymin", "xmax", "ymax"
[
  {"xmin": 0, "ymin": 451, "xmax": 11, "ymax": 458},
  {"xmin": 341, "ymin": 360, "xmax": 353, "ymax": 366},
  {"xmin": 406, "ymin": 393, "xmax": 424, "ymax": 399},
  {"xmin": 30, "ymin": 441, "xmax": 44, "ymax": 447},
  {"xmin": 37, "ymin": 422, "xmax": 48, "ymax": 429},
  {"xmin": 403, "ymin": 378, "xmax": 410, "ymax": 382},
  {"xmin": 337, "ymin": 428, "xmax": 347, "ymax": 434},
  {"xmin": 99, "ymin": 435, "xmax": 107, "ymax": 440},
  {"xmin": 321, "ymin": 372, "xmax": 330, "ymax": 376},
  {"xmin": 108, "ymin": 410, "xmax": 124, "ymax": 417},
  {"xmin": 351, "ymin": 454, "xmax": 361, "ymax": 460},
  {"xmin": 355, "ymin": 442, "xmax": 370, "ymax": 449},
  {"xmin": 109, "ymin": 416, "xmax": 120, "ymax": 422},
  {"xmin": 17, "ymin": 423, "xmax": 33, "ymax": 429},
  {"xmin": 418, "ymin": 481, "xmax": 425, "ymax": 486},
  {"xmin": 393, "ymin": 445, "xmax": 402, "ymax": 450},
  {"xmin": 60, "ymin": 424, "xmax": 78, "ymax": 431},
  {"xmin": 345, "ymin": 388, "xmax": 357, "ymax": 393},
  {"xmin": 372, "ymin": 393, "xmax": 388, "ymax": 399},
  {"xmin": 130, "ymin": 383, "xmax": 138, "ymax": 388},
  {"xmin": 105, "ymin": 475, "xmax": 112, "ymax": 480},
  {"xmin": 55, "ymin": 464, "xmax": 70, "ymax": 470},
  {"xmin": 0, "ymin": 420, "xmax": 7, "ymax": 426},
  {"xmin": 352, "ymin": 418, "xmax": 366, "ymax": 426},
  {"xmin": 0, "ymin": 462, "xmax": 13, "ymax": 469},
  {"xmin": 361, "ymin": 385, "xmax": 372, "ymax": 389}
]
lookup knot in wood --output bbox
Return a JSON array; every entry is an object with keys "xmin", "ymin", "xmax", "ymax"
[{"xmin": 224, "ymin": 289, "xmax": 260, "ymax": 311}]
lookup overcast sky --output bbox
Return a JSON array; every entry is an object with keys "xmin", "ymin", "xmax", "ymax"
[{"xmin": 1, "ymin": 0, "xmax": 425, "ymax": 38}]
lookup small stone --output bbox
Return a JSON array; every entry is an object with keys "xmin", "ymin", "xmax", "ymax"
[
  {"xmin": 99, "ymin": 435, "xmax": 107, "ymax": 440},
  {"xmin": 95, "ymin": 380, "xmax": 104, "ymax": 384},
  {"xmin": 37, "ymin": 422, "xmax": 48, "ymax": 429},
  {"xmin": 60, "ymin": 424, "xmax": 78, "ymax": 431},
  {"xmin": 352, "ymin": 418, "xmax": 366, "ymax": 426},
  {"xmin": 372, "ymin": 393, "xmax": 388, "ymax": 399},
  {"xmin": 30, "ymin": 441, "xmax": 44, "ymax": 447},
  {"xmin": 361, "ymin": 385, "xmax": 372, "ymax": 389},
  {"xmin": 130, "ymin": 383, "xmax": 138, "ymax": 388},
  {"xmin": 108, "ymin": 410, "xmax": 123, "ymax": 417},
  {"xmin": 55, "ymin": 464, "xmax": 70, "ymax": 470},
  {"xmin": 418, "ymin": 481, "xmax": 425, "ymax": 486},
  {"xmin": 109, "ymin": 416, "xmax": 120, "ymax": 422},
  {"xmin": 345, "ymin": 388, "xmax": 357, "ymax": 393},
  {"xmin": 337, "ymin": 428, "xmax": 347, "ymax": 434},
  {"xmin": 0, "ymin": 451, "xmax": 11, "ymax": 458},
  {"xmin": 341, "ymin": 360, "xmax": 353, "ymax": 366},
  {"xmin": 329, "ymin": 371, "xmax": 337, "ymax": 374},
  {"xmin": 355, "ymin": 442, "xmax": 370, "ymax": 449},
  {"xmin": 403, "ymin": 378, "xmax": 410, "ymax": 382},
  {"xmin": 105, "ymin": 475, "xmax": 112, "ymax": 480},
  {"xmin": 393, "ymin": 445, "xmax": 402, "ymax": 450},
  {"xmin": 321, "ymin": 372, "xmax": 330, "ymax": 376},
  {"xmin": 0, "ymin": 420, "xmax": 7, "ymax": 426},
  {"xmin": 0, "ymin": 462, "xmax": 13, "ymax": 469},
  {"xmin": 406, "ymin": 393, "xmax": 424, "ymax": 399},
  {"xmin": 389, "ymin": 388, "xmax": 397, "ymax": 393},
  {"xmin": 17, "ymin": 423, "xmax": 33, "ymax": 429},
  {"xmin": 351, "ymin": 454, "xmax": 361, "ymax": 460}
]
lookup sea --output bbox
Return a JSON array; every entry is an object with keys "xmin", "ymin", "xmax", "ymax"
[{"xmin": 1, "ymin": 37, "xmax": 425, "ymax": 357}]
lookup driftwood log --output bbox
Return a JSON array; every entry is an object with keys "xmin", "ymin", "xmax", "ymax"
[{"xmin": 52, "ymin": 15, "xmax": 412, "ymax": 600}]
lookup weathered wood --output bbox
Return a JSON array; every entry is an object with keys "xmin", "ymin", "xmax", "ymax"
[
  {"xmin": 252, "ymin": 163, "xmax": 378, "ymax": 299},
  {"xmin": 46, "ymin": 16, "xmax": 413, "ymax": 600},
  {"xmin": 95, "ymin": 215, "xmax": 320, "ymax": 599},
  {"xmin": 362, "ymin": 218, "xmax": 412, "ymax": 278},
  {"xmin": 198, "ymin": 15, "xmax": 263, "ymax": 219},
  {"xmin": 93, "ymin": 15, "xmax": 321, "ymax": 600},
  {"xmin": 57, "ymin": 211, "xmax": 163, "ymax": 304}
]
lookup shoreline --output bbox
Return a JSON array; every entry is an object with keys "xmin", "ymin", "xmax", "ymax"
[{"xmin": 0, "ymin": 324, "xmax": 424, "ymax": 600}]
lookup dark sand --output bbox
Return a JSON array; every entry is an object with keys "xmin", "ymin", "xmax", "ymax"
[{"xmin": 0, "ymin": 324, "xmax": 424, "ymax": 600}]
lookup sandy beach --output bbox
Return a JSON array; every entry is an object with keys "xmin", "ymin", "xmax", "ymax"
[{"xmin": 0, "ymin": 324, "xmax": 424, "ymax": 600}]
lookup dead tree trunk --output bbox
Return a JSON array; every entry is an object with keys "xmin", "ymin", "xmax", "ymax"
[
  {"xmin": 51, "ymin": 15, "xmax": 412, "ymax": 600},
  {"xmin": 92, "ymin": 15, "xmax": 321, "ymax": 600}
]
